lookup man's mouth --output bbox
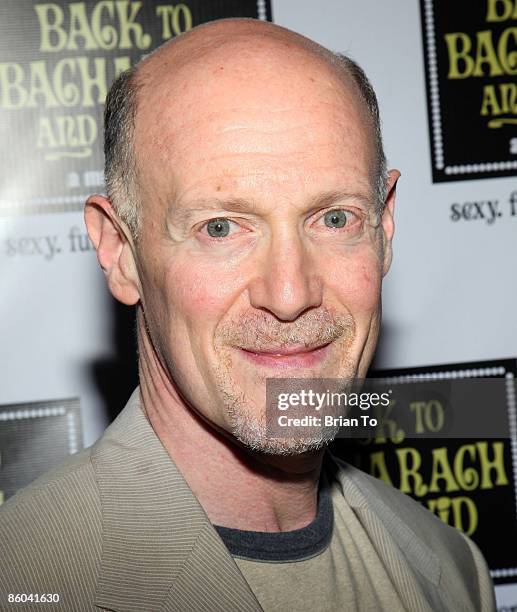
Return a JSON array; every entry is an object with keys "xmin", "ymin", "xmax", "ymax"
[{"xmin": 237, "ymin": 343, "xmax": 332, "ymax": 369}]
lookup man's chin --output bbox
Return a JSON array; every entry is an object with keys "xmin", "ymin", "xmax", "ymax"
[
  {"xmin": 234, "ymin": 433, "xmax": 333, "ymax": 456},
  {"xmin": 229, "ymin": 415, "xmax": 339, "ymax": 457}
]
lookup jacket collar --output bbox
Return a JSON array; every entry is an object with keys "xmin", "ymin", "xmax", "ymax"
[{"xmin": 90, "ymin": 388, "xmax": 262, "ymax": 612}]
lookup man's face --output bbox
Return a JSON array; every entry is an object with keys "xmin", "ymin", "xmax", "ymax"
[{"xmin": 131, "ymin": 40, "xmax": 394, "ymax": 453}]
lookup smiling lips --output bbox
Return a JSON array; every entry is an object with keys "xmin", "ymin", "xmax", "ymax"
[{"xmin": 238, "ymin": 343, "xmax": 331, "ymax": 369}]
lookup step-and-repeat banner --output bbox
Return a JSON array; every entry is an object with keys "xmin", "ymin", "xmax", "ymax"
[{"xmin": 1, "ymin": 0, "xmax": 515, "ymax": 607}]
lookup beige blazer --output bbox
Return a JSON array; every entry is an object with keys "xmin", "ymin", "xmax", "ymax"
[{"xmin": 0, "ymin": 389, "xmax": 495, "ymax": 611}]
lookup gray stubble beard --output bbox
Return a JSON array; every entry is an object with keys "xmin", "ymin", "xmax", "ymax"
[{"xmin": 212, "ymin": 310, "xmax": 357, "ymax": 456}]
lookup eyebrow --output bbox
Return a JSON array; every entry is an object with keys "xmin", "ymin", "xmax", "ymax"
[
  {"xmin": 171, "ymin": 190, "xmax": 373, "ymax": 228},
  {"xmin": 171, "ymin": 198, "xmax": 257, "ymax": 227},
  {"xmin": 310, "ymin": 190, "xmax": 373, "ymax": 210}
]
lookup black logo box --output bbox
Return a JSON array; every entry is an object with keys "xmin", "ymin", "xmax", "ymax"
[
  {"xmin": 334, "ymin": 358, "xmax": 517, "ymax": 585},
  {"xmin": 0, "ymin": 0, "xmax": 272, "ymax": 217},
  {"xmin": 420, "ymin": 0, "xmax": 517, "ymax": 182},
  {"xmin": 0, "ymin": 397, "xmax": 82, "ymax": 502}
]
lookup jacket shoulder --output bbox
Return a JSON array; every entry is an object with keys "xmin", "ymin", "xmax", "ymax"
[
  {"xmin": 0, "ymin": 447, "xmax": 102, "ymax": 609},
  {"xmin": 335, "ymin": 455, "xmax": 470, "ymax": 548},
  {"xmin": 332, "ymin": 456, "xmax": 496, "ymax": 611}
]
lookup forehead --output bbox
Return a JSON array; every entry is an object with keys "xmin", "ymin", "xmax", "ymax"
[{"xmin": 133, "ymin": 36, "xmax": 375, "ymax": 208}]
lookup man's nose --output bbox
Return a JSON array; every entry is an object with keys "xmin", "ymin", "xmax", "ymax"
[{"xmin": 247, "ymin": 229, "xmax": 323, "ymax": 321}]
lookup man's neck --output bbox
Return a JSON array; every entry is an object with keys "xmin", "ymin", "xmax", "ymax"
[{"xmin": 137, "ymin": 330, "xmax": 324, "ymax": 532}]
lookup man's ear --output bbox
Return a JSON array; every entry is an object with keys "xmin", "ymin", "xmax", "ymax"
[
  {"xmin": 84, "ymin": 194, "xmax": 141, "ymax": 305},
  {"xmin": 380, "ymin": 169, "xmax": 400, "ymax": 276}
]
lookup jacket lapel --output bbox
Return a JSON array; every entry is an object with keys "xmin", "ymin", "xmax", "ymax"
[
  {"xmin": 91, "ymin": 388, "xmax": 262, "ymax": 612},
  {"xmin": 329, "ymin": 455, "xmax": 446, "ymax": 612}
]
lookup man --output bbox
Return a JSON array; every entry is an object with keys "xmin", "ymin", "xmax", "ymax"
[{"xmin": 1, "ymin": 18, "xmax": 495, "ymax": 612}]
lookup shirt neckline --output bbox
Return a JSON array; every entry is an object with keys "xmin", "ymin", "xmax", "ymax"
[{"xmin": 213, "ymin": 470, "xmax": 334, "ymax": 563}]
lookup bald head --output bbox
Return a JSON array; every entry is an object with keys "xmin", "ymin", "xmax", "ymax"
[{"xmin": 104, "ymin": 18, "xmax": 386, "ymax": 237}]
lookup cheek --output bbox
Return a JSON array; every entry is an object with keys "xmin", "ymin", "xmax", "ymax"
[
  {"xmin": 323, "ymin": 248, "xmax": 383, "ymax": 313},
  {"xmin": 140, "ymin": 253, "xmax": 248, "ymax": 385},
  {"xmin": 161, "ymin": 256, "xmax": 246, "ymax": 327}
]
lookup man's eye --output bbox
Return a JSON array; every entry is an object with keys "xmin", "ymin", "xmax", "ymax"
[
  {"xmin": 323, "ymin": 209, "xmax": 348, "ymax": 228},
  {"xmin": 319, "ymin": 208, "xmax": 360, "ymax": 230},
  {"xmin": 205, "ymin": 218, "xmax": 233, "ymax": 238}
]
